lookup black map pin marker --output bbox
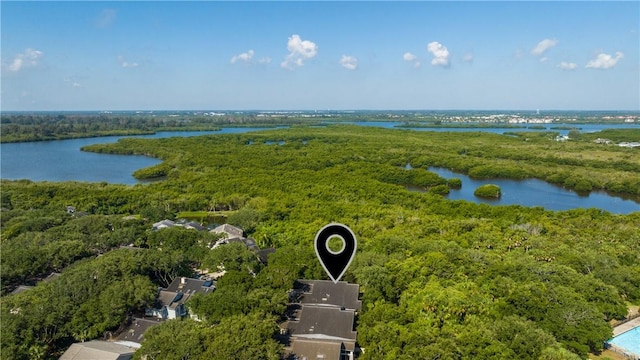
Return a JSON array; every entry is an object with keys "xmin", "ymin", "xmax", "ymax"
[{"xmin": 314, "ymin": 223, "xmax": 357, "ymax": 284}]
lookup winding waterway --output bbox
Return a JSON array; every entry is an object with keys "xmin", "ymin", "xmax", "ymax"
[
  {"xmin": 1, "ymin": 123, "xmax": 638, "ymax": 213},
  {"xmin": 411, "ymin": 167, "xmax": 639, "ymax": 214},
  {"xmin": 352, "ymin": 121, "xmax": 639, "ymax": 135},
  {"xmin": 0, "ymin": 128, "xmax": 274, "ymax": 184}
]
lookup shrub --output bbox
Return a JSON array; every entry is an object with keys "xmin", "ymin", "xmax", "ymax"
[
  {"xmin": 474, "ymin": 184, "xmax": 501, "ymax": 198},
  {"xmin": 447, "ymin": 178, "xmax": 462, "ymax": 189},
  {"xmin": 574, "ymin": 180, "xmax": 592, "ymax": 193},
  {"xmin": 429, "ymin": 185, "xmax": 450, "ymax": 195}
]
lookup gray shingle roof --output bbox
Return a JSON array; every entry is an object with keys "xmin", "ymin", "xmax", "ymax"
[
  {"xmin": 288, "ymin": 305, "xmax": 357, "ymax": 343},
  {"xmin": 284, "ymin": 279, "xmax": 361, "ymax": 359},
  {"xmin": 116, "ymin": 317, "xmax": 161, "ymax": 344},
  {"xmin": 294, "ymin": 280, "xmax": 361, "ymax": 311},
  {"xmin": 210, "ymin": 224, "xmax": 244, "ymax": 238},
  {"xmin": 164, "ymin": 277, "xmax": 216, "ymax": 295},
  {"xmin": 59, "ymin": 340, "xmax": 136, "ymax": 360},
  {"xmin": 291, "ymin": 339, "xmax": 343, "ymax": 360}
]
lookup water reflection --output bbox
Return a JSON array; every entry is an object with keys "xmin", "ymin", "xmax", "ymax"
[
  {"xmin": 405, "ymin": 166, "xmax": 639, "ymax": 214},
  {"xmin": 0, "ymin": 128, "xmax": 279, "ymax": 185}
]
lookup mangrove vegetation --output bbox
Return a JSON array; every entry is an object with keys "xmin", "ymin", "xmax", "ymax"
[{"xmin": 1, "ymin": 125, "xmax": 639, "ymax": 359}]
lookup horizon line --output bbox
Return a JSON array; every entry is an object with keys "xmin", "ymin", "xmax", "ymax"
[{"xmin": 3, "ymin": 109, "xmax": 640, "ymax": 113}]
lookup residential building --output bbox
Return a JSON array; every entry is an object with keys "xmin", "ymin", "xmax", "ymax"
[
  {"xmin": 145, "ymin": 277, "xmax": 216, "ymax": 320},
  {"xmin": 59, "ymin": 340, "xmax": 136, "ymax": 360},
  {"xmin": 208, "ymin": 224, "xmax": 265, "ymax": 253},
  {"xmin": 286, "ymin": 305, "xmax": 358, "ymax": 360},
  {"xmin": 182, "ymin": 221, "xmax": 206, "ymax": 231},
  {"xmin": 116, "ymin": 317, "xmax": 161, "ymax": 345},
  {"xmin": 151, "ymin": 219, "xmax": 175, "ymax": 231},
  {"xmin": 151, "ymin": 219, "xmax": 208, "ymax": 231},
  {"xmin": 293, "ymin": 280, "xmax": 362, "ymax": 311},
  {"xmin": 281, "ymin": 280, "xmax": 362, "ymax": 360},
  {"xmin": 9, "ymin": 272, "xmax": 60, "ymax": 295},
  {"xmin": 209, "ymin": 223, "xmax": 244, "ymax": 239}
]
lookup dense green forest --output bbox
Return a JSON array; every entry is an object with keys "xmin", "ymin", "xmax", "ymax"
[
  {"xmin": 1, "ymin": 125, "xmax": 639, "ymax": 359},
  {"xmin": 0, "ymin": 113, "xmax": 223, "ymax": 142},
  {"xmin": 84, "ymin": 126, "xmax": 640, "ymax": 195}
]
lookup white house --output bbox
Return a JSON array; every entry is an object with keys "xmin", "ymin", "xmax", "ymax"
[{"xmin": 145, "ymin": 277, "xmax": 216, "ymax": 320}]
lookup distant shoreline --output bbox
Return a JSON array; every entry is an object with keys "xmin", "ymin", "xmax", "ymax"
[{"xmin": 1, "ymin": 110, "xmax": 638, "ymax": 143}]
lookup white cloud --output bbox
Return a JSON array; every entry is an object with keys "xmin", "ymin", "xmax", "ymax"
[
  {"xmin": 8, "ymin": 59, "xmax": 24, "ymax": 72},
  {"xmin": 539, "ymin": 57, "xmax": 549, "ymax": 63},
  {"xmin": 7, "ymin": 48, "xmax": 43, "ymax": 72},
  {"xmin": 230, "ymin": 51, "xmax": 271, "ymax": 65},
  {"xmin": 281, "ymin": 34, "xmax": 318, "ymax": 70},
  {"xmin": 403, "ymin": 52, "xmax": 420, "ymax": 68},
  {"xmin": 230, "ymin": 50, "xmax": 255, "ymax": 64},
  {"xmin": 557, "ymin": 61, "xmax": 577, "ymax": 70},
  {"xmin": 339, "ymin": 55, "xmax": 358, "ymax": 70},
  {"xmin": 585, "ymin": 52, "xmax": 624, "ymax": 69},
  {"xmin": 531, "ymin": 38, "xmax": 558, "ymax": 56},
  {"xmin": 427, "ymin": 41, "xmax": 450, "ymax": 67},
  {"xmin": 96, "ymin": 9, "xmax": 116, "ymax": 28},
  {"xmin": 117, "ymin": 56, "xmax": 139, "ymax": 68},
  {"xmin": 403, "ymin": 52, "xmax": 417, "ymax": 62},
  {"xmin": 463, "ymin": 53, "xmax": 474, "ymax": 63}
]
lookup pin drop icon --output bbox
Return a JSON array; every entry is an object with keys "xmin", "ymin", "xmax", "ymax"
[{"xmin": 314, "ymin": 223, "xmax": 357, "ymax": 284}]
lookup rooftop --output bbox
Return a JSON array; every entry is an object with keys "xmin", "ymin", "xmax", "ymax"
[
  {"xmin": 287, "ymin": 305, "xmax": 357, "ymax": 344},
  {"xmin": 291, "ymin": 339, "xmax": 343, "ymax": 360},
  {"xmin": 210, "ymin": 223, "xmax": 244, "ymax": 238},
  {"xmin": 156, "ymin": 289, "xmax": 191, "ymax": 309},
  {"xmin": 152, "ymin": 219, "xmax": 175, "ymax": 229},
  {"xmin": 294, "ymin": 280, "xmax": 361, "ymax": 311},
  {"xmin": 257, "ymin": 248, "xmax": 276, "ymax": 263},
  {"xmin": 59, "ymin": 340, "xmax": 136, "ymax": 360},
  {"xmin": 283, "ymin": 280, "xmax": 361, "ymax": 359},
  {"xmin": 165, "ymin": 277, "xmax": 216, "ymax": 295},
  {"xmin": 116, "ymin": 317, "xmax": 161, "ymax": 344}
]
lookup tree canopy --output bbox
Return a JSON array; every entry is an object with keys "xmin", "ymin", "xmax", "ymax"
[{"xmin": 1, "ymin": 125, "xmax": 638, "ymax": 359}]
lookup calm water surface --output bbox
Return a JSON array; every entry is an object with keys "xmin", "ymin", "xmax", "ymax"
[
  {"xmin": 407, "ymin": 167, "xmax": 638, "ymax": 214},
  {"xmin": 0, "ymin": 128, "xmax": 276, "ymax": 184},
  {"xmin": 352, "ymin": 121, "xmax": 639, "ymax": 135},
  {"xmin": 1, "ymin": 124, "xmax": 638, "ymax": 213},
  {"xmin": 608, "ymin": 326, "xmax": 640, "ymax": 357}
]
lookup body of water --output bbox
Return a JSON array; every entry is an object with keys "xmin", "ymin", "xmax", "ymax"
[
  {"xmin": 351, "ymin": 121, "xmax": 639, "ymax": 135},
  {"xmin": 0, "ymin": 128, "xmax": 277, "ymax": 185},
  {"xmin": 1, "ymin": 124, "xmax": 638, "ymax": 213},
  {"xmin": 608, "ymin": 326, "xmax": 640, "ymax": 358},
  {"xmin": 404, "ymin": 167, "xmax": 638, "ymax": 214}
]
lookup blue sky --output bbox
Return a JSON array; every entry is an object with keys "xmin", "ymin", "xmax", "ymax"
[{"xmin": 2, "ymin": 1, "xmax": 638, "ymax": 111}]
